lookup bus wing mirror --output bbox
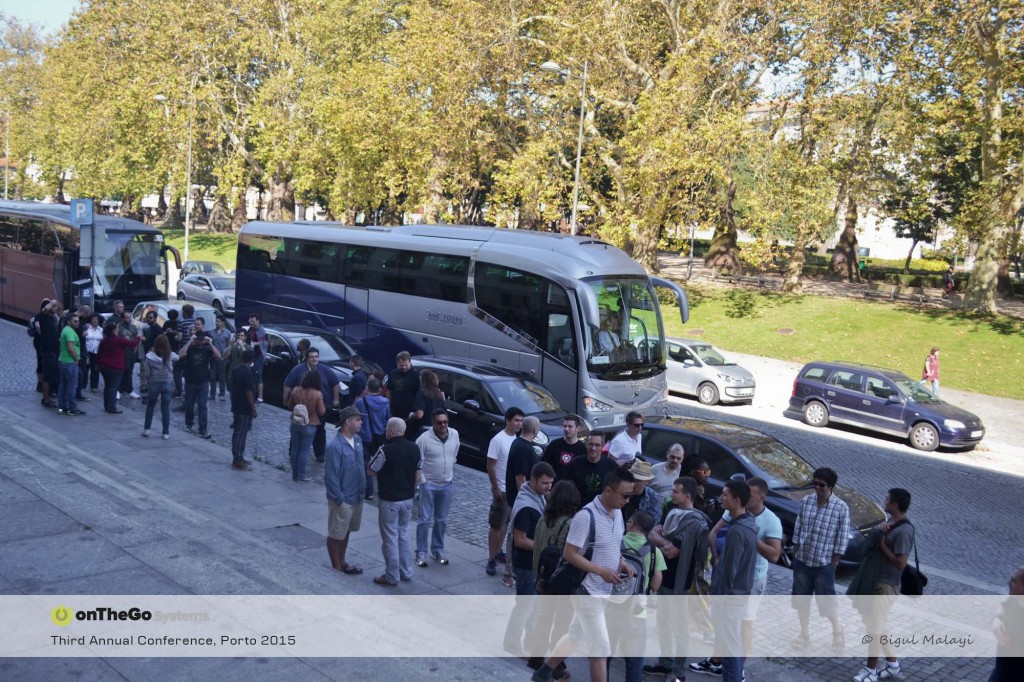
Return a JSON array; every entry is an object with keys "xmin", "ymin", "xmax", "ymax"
[
  {"xmin": 650, "ymin": 276, "xmax": 689, "ymax": 324},
  {"xmin": 162, "ymin": 244, "xmax": 183, "ymax": 270}
]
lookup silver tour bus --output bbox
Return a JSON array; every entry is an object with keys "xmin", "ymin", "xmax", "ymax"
[{"xmin": 234, "ymin": 222, "xmax": 689, "ymax": 428}]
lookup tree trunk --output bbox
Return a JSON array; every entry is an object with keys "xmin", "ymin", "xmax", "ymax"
[
  {"xmin": 632, "ymin": 219, "xmax": 661, "ymax": 274},
  {"xmin": 828, "ymin": 198, "xmax": 860, "ymax": 282},
  {"xmin": 783, "ymin": 232, "xmax": 809, "ymax": 293},
  {"xmin": 165, "ymin": 192, "xmax": 184, "ymax": 229},
  {"xmin": 903, "ymin": 239, "xmax": 919, "ymax": 273},
  {"xmin": 704, "ymin": 179, "xmax": 740, "ymax": 271},
  {"xmin": 190, "ymin": 186, "xmax": 209, "ymax": 226},
  {"xmin": 208, "ymin": 194, "xmax": 232, "ymax": 233},
  {"xmin": 157, "ymin": 191, "xmax": 168, "ymax": 220},
  {"xmin": 230, "ymin": 189, "xmax": 248, "ymax": 232},
  {"xmin": 265, "ymin": 168, "xmax": 295, "ymax": 222},
  {"xmin": 963, "ymin": 197, "xmax": 1003, "ymax": 314},
  {"xmin": 54, "ymin": 174, "xmax": 66, "ymax": 203}
]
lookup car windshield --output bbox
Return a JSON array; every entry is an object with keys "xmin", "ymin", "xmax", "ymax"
[
  {"xmin": 194, "ymin": 262, "xmax": 226, "ymax": 274},
  {"xmin": 690, "ymin": 343, "xmax": 733, "ymax": 366},
  {"xmin": 733, "ymin": 439, "xmax": 816, "ymax": 489},
  {"xmin": 193, "ymin": 310, "xmax": 222, "ymax": 330},
  {"xmin": 584, "ymin": 276, "xmax": 666, "ymax": 380},
  {"xmin": 209, "ymin": 277, "xmax": 235, "ymax": 289},
  {"xmin": 890, "ymin": 375, "xmax": 939, "ymax": 403},
  {"xmin": 284, "ymin": 333, "xmax": 354, "ymax": 363},
  {"xmin": 94, "ymin": 232, "xmax": 165, "ymax": 297},
  {"xmin": 488, "ymin": 379, "xmax": 562, "ymax": 415}
]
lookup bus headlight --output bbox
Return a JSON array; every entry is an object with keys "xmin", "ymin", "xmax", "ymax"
[{"xmin": 583, "ymin": 396, "xmax": 614, "ymax": 412}]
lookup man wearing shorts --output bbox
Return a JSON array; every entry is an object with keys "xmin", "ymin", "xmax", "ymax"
[
  {"xmin": 325, "ymin": 405, "xmax": 367, "ymax": 576},
  {"xmin": 246, "ymin": 312, "xmax": 268, "ymax": 403},
  {"xmin": 531, "ymin": 467, "xmax": 636, "ymax": 682},
  {"xmin": 486, "ymin": 406, "xmax": 524, "ymax": 577}
]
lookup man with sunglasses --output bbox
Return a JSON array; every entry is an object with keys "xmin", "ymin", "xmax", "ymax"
[
  {"xmin": 608, "ymin": 411, "xmax": 645, "ymax": 467},
  {"xmin": 791, "ymin": 466, "xmax": 851, "ymax": 653},
  {"xmin": 414, "ymin": 408, "xmax": 460, "ymax": 567}
]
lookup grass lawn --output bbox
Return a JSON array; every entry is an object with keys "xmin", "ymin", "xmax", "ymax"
[
  {"xmin": 664, "ymin": 285, "xmax": 1024, "ymax": 400},
  {"xmin": 162, "ymin": 228, "xmax": 237, "ymax": 268}
]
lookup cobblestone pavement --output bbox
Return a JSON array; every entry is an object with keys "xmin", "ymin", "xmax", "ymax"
[{"xmin": 0, "ymin": 317, "xmax": 1011, "ymax": 681}]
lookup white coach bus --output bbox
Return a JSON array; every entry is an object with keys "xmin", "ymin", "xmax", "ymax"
[{"xmin": 235, "ymin": 222, "xmax": 688, "ymax": 428}]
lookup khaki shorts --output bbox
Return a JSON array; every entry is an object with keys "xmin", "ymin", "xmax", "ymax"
[
  {"xmin": 488, "ymin": 495, "xmax": 510, "ymax": 530},
  {"xmin": 327, "ymin": 500, "xmax": 363, "ymax": 539},
  {"xmin": 863, "ymin": 582, "xmax": 899, "ymax": 632}
]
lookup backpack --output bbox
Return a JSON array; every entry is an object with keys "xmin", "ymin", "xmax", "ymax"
[
  {"xmin": 291, "ymin": 402, "xmax": 309, "ymax": 426},
  {"xmin": 610, "ymin": 541, "xmax": 655, "ymax": 601},
  {"xmin": 27, "ymin": 316, "xmax": 37, "ymax": 338},
  {"xmin": 536, "ymin": 517, "xmax": 571, "ymax": 587},
  {"xmin": 541, "ymin": 509, "xmax": 596, "ymax": 596}
]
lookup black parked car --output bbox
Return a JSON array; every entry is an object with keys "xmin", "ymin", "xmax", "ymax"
[
  {"xmin": 412, "ymin": 356, "xmax": 571, "ymax": 469},
  {"xmin": 597, "ymin": 416, "xmax": 886, "ymax": 565},
  {"xmin": 261, "ymin": 325, "xmax": 381, "ymax": 419},
  {"xmin": 785, "ymin": 360, "xmax": 984, "ymax": 451}
]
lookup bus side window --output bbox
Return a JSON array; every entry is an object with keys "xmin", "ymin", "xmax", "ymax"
[
  {"xmin": 41, "ymin": 223, "xmax": 60, "ymax": 256},
  {"xmin": 0, "ymin": 217, "xmax": 20, "ymax": 249},
  {"xmin": 20, "ymin": 219, "xmax": 43, "ymax": 254}
]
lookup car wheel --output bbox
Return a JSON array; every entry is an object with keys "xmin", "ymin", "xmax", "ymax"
[
  {"xmin": 909, "ymin": 422, "xmax": 939, "ymax": 451},
  {"xmin": 697, "ymin": 382, "xmax": 720, "ymax": 405},
  {"xmin": 177, "ymin": 292, "xmax": 186, "ymax": 301},
  {"xmin": 803, "ymin": 400, "xmax": 829, "ymax": 427},
  {"xmin": 213, "ymin": 300, "xmax": 224, "ymax": 314}
]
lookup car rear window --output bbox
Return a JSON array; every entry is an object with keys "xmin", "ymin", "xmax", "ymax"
[{"xmin": 801, "ymin": 366, "xmax": 829, "ymax": 382}]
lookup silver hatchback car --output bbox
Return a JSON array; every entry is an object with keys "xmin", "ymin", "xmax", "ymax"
[{"xmin": 665, "ymin": 337, "xmax": 756, "ymax": 405}]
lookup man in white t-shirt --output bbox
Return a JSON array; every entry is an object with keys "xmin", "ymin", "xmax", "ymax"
[
  {"xmin": 650, "ymin": 443, "xmax": 685, "ymax": 497},
  {"xmin": 608, "ymin": 410, "xmax": 644, "ymax": 467},
  {"xmin": 486, "ymin": 406, "xmax": 524, "ymax": 577},
  {"xmin": 531, "ymin": 467, "xmax": 637, "ymax": 682}
]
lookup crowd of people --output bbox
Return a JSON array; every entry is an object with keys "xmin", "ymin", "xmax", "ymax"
[{"xmin": 30, "ymin": 322, "xmax": 1016, "ymax": 682}]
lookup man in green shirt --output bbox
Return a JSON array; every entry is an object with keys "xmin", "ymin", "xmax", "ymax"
[{"xmin": 57, "ymin": 313, "xmax": 85, "ymax": 415}]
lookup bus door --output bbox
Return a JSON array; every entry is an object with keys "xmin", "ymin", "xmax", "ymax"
[
  {"xmin": 540, "ymin": 306, "xmax": 580, "ymax": 413},
  {"xmin": 344, "ymin": 287, "xmax": 369, "ymax": 348}
]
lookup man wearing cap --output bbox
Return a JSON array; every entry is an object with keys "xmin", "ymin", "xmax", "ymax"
[
  {"xmin": 621, "ymin": 459, "xmax": 662, "ymax": 525},
  {"xmin": 325, "ymin": 405, "xmax": 367, "ymax": 576}
]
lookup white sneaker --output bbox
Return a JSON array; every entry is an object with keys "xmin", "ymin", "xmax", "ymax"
[
  {"xmin": 141, "ymin": 429, "xmax": 149, "ymax": 437},
  {"xmin": 877, "ymin": 662, "xmax": 902, "ymax": 680},
  {"xmin": 129, "ymin": 391, "xmax": 141, "ymax": 399},
  {"xmin": 116, "ymin": 392, "xmax": 121, "ymax": 400},
  {"xmin": 853, "ymin": 667, "xmax": 879, "ymax": 682},
  {"xmin": 162, "ymin": 434, "xmax": 170, "ymax": 440}
]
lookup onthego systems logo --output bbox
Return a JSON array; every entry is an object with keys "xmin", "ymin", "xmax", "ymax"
[{"xmin": 51, "ymin": 604, "xmax": 152, "ymax": 627}]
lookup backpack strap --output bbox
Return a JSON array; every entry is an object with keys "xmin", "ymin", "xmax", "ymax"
[
  {"xmin": 548, "ymin": 516, "xmax": 571, "ymax": 548},
  {"xmin": 358, "ymin": 397, "xmax": 375, "ymax": 438},
  {"xmin": 581, "ymin": 508, "xmax": 596, "ymax": 561}
]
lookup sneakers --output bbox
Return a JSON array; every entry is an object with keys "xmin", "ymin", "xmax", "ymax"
[
  {"xmin": 853, "ymin": 668, "xmax": 879, "ymax": 682},
  {"xmin": 501, "ymin": 574, "xmax": 516, "ymax": 589},
  {"xmin": 57, "ymin": 408, "xmax": 66, "ymax": 415},
  {"xmin": 198, "ymin": 431, "xmax": 212, "ymax": 439},
  {"xmin": 162, "ymin": 434, "xmax": 170, "ymax": 440},
  {"xmin": 129, "ymin": 391, "xmax": 141, "ymax": 399},
  {"xmin": 116, "ymin": 392, "xmax": 121, "ymax": 400},
  {"xmin": 877, "ymin": 662, "xmax": 902, "ymax": 680},
  {"xmin": 415, "ymin": 553, "xmax": 429, "ymax": 568},
  {"xmin": 642, "ymin": 664, "xmax": 672, "ymax": 676},
  {"xmin": 256, "ymin": 398, "xmax": 264, "ymax": 404},
  {"xmin": 231, "ymin": 460, "xmax": 252, "ymax": 471},
  {"xmin": 689, "ymin": 658, "xmax": 723, "ymax": 676},
  {"xmin": 185, "ymin": 426, "xmax": 195, "ymax": 434},
  {"xmin": 494, "ymin": 551, "xmax": 507, "ymax": 564},
  {"xmin": 433, "ymin": 552, "xmax": 449, "ymax": 565},
  {"xmin": 485, "ymin": 559, "xmax": 497, "ymax": 576},
  {"xmin": 296, "ymin": 477, "xmax": 314, "ymax": 482},
  {"xmin": 76, "ymin": 394, "xmax": 91, "ymax": 402},
  {"xmin": 141, "ymin": 429, "xmax": 150, "ymax": 437}
]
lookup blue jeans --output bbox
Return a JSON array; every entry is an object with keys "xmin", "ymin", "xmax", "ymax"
[
  {"xmin": 289, "ymin": 423, "xmax": 316, "ymax": 480},
  {"xmin": 232, "ymin": 414, "xmax": 252, "ymax": 460},
  {"xmin": 503, "ymin": 566, "xmax": 537, "ymax": 654},
  {"xmin": 144, "ymin": 380, "xmax": 174, "ymax": 435},
  {"xmin": 184, "ymin": 380, "xmax": 210, "ymax": 432},
  {"xmin": 100, "ymin": 368, "xmax": 121, "ymax": 412},
  {"xmin": 378, "ymin": 498, "xmax": 413, "ymax": 583},
  {"xmin": 791, "ymin": 558, "xmax": 838, "ymax": 618},
  {"xmin": 58, "ymin": 361, "xmax": 79, "ymax": 411},
  {"xmin": 416, "ymin": 481, "xmax": 454, "ymax": 556}
]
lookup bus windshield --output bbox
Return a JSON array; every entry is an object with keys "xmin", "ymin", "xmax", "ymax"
[
  {"xmin": 584, "ymin": 276, "xmax": 665, "ymax": 379},
  {"xmin": 94, "ymin": 232, "xmax": 164, "ymax": 296}
]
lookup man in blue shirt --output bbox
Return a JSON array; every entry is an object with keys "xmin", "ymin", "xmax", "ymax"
[
  {"xmin": 284, "ymin": 346, "xmax": 341, "ymax": 463},
  {"xmin": 325, "ymin": 405, "xmax": 367, "ymax": 576}
]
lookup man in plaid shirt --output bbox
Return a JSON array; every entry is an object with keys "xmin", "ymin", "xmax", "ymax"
[{"xmin": 790, "ymin": 466, "xmax": 851, "ymax": 653}]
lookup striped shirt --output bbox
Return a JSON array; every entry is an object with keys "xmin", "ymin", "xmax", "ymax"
[
  {"xmin": 793, "ymin": 493, "xmax": 851, "ymax": 567},
  {"xmin": 566, "ymin": 495, "xmax": 624, "ymax": 596}
]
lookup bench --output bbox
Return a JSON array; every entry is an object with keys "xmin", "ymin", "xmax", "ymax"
[
  {"xmin": 893, "ymin": 286, "xmax": 929, "ymax": 303},
  {"xmin": 863, "ymin": 282, "xmax": 894, "ymax": 300}
]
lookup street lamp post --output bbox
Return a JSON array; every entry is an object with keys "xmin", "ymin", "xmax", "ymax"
[
  {"xmin": 539, "ymin": 60, "xmax": 588, "ymax": 235},
  {"xmin": 154, "ymin": 91, "xmax": 195, "ymax": 262},
  {"xmin": 3, "ymin": 111, "xmax": 10, "ymax": 200}
]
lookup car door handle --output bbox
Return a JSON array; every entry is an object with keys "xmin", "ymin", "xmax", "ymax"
[
  {"xmin": 826, "ymin": 390, "xmax": 835, "ymax": 396},
  {"xmin": 862, "ymin": 400, "xmax": 871, "ymax": 405}
]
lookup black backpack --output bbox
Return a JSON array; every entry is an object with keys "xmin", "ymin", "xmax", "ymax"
[{"xmin": 536, "ymin": 517, "xmax": 571, "ymax": 586}]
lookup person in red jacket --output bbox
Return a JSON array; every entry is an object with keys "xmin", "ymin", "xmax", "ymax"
[{"xmin": 96, "ymin": 322, "xmax": 142, "ymax": 413}]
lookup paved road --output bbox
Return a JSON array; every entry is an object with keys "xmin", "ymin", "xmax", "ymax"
[{"xmin": 0, "ymin": 316, "xmax": 1013, "ymax": 681}]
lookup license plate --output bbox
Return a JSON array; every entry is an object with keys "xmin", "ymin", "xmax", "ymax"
[
  {"xmin": 613, "ymin": 413, "xmax": 626, "ymax": 426},
  {"xmin": 971, "ymin": 430, "xmax": 983, "ymax": 438},
  {"xmin": 735, "ymin": 389, "xmax": 753, "ymax": 396}
]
